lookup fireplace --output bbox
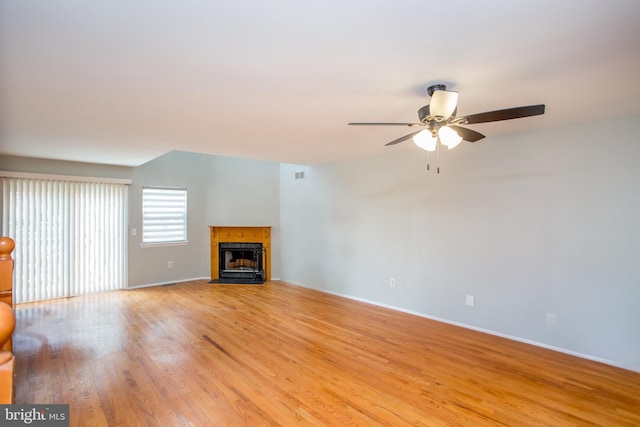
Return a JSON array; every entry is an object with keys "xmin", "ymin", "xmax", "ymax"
[
  {"xmin": 209, "ymin": 226, "xmax": 271, "ymax": 284},
  {"xmin": 218, "ymin": 242, "xmax": 265, "ymax": 284}
]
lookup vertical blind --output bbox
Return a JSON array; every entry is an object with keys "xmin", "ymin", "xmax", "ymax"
[
  {"xmin": 1, "ymin": 175, "xmax": 129, "ymax": 303},
  {"xmin": 142, "ymin": 187, "xmax": 187, "ymax": 244}
]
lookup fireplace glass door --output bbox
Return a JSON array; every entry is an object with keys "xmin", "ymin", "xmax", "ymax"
[{"xmin": 218, "ymin": 242, "xmax": 265, "ymax": 283}]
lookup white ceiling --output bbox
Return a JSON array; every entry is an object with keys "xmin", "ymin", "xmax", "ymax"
[{"xmin": 1, "ymin": 0, "xmax": 640, "ymax": 167}]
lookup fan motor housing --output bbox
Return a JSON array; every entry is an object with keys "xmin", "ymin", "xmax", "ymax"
[{"xmin": 418, "ymin": 105, "xmax": 430, "ymax": 122}]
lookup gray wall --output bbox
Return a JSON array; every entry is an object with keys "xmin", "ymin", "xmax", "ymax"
[
  {"xmin": 0, "ymin": 155, "xmax": 134, "ymax": 179},
  {"xmin": 0, "ymin": 150, "xmax": 281, "ymax": 288},
  {"xmin": 128, "ymin": 150, "xmax": 210, "ymax": 287},
  {"xmin": 203, "ymin": 154, "xmax": 281, "ymax": 277},
  {"xmin": 279, "ymin": 114, "xmax": 640, "ymax": 372},
  {"xmin": 128, "ymin": 151, "xmax": 281, "ymax": 286},
  {"xmin": 3, "ymin": 114, "xmax": 639, "ymax": 372}
]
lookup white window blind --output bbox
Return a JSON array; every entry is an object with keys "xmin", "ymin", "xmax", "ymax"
[
  {"xmin": 1, "ymin": 176, "xmax": 128, "ymax": 303},
  {"xmin": 142, "ymin": 187, "xmax": 187, "ymax": 244}
]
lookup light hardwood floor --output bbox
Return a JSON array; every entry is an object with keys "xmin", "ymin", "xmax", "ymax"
[{"xmin": 13, "ymin": 280, "xmax": 640, "ymax": 426}]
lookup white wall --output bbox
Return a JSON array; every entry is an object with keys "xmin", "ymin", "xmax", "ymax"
[{"xmin": 280, "ymin": 115, "xmax": 640, "ymax": 372}]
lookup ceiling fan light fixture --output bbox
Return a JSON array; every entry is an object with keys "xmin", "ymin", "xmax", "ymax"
[
  {"xmin": 348, "ymin": 84, "xmax": 545, "ymax": 151},
  {"xmin": 413, "ymin": 129, "xmax": 437, "ymax": 151},
  {"xmin": 430, "ymin": 90, "xmax": 459, "ymax": 121},
  {"xmin": 438, "ymin": 126, "xmax": 462, "ymax": 149}
]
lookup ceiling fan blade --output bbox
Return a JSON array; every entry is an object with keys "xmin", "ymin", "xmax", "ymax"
[
  {"xmin": 385, "ymin": 131, "xmax": 421, "ymax": 146},
  {"xmin": 430, "ymin": 90, "xmax": 459, "ymax": 121},
  {"xmin": 349, "ymin": 122, "xmax": 421, "ymax": 127},
  {"xmin": 449, "ymin": 125, "xmax": 485, "ymax": 143},
  {"xmin": 463, "ymin": 104, "xmax": 545, "ymax": 124}
]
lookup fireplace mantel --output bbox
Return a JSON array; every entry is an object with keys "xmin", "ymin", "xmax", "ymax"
[{"xmin": 209, "ymin": 226, "xmax": 271, "ymax": 282}]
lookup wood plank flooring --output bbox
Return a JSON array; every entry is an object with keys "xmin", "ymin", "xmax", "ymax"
[{"xmin": 13, "ymin": 280, "xmax": 640, "ymax": 426}]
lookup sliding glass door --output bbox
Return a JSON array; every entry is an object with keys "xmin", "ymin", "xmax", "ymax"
[{"xmin": 1, "ymin": 174, "xmax": 129, "ymax": 303}]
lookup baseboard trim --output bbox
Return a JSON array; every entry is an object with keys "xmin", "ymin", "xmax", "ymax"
[
  {"xmin": 127, "ymin": 277, "xmax": 209, "ymax": 290},
  {"xmin": 281, "ymin": 280, "xmax": 639, "ymax": 374}
]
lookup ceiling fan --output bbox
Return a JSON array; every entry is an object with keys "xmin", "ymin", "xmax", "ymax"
[{"xmin": 349, "ymin": 84, "xmax": 545, "ymax": 152}]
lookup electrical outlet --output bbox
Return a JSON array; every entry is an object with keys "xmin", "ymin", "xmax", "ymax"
[
  {"xmin": 465, "ymin": 295, "xmax": 475, "ymax": 307},
  {"xmin": 168, "ymin": 261, "xmax": 173, "ymax": 268},
  {"xmin": 131, "ymin": 228, "xmax": 137, "ymax": 236},
  {"xmin": 390, "ymin": 278, "xmax": 396, "ymax": 287},
  {"xmin": 546, "ymin": 313, "xmax": 557, "ymax": 325}
]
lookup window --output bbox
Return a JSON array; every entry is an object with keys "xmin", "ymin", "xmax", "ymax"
[{"xmin": 142, "ymin": 187, "xmax": 187, "ymax": 244}]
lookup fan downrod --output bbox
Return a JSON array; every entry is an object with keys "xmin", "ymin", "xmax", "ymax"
[{"xmin": 427, "ymin": 84, "xmax": 446, "ymax": 97}]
